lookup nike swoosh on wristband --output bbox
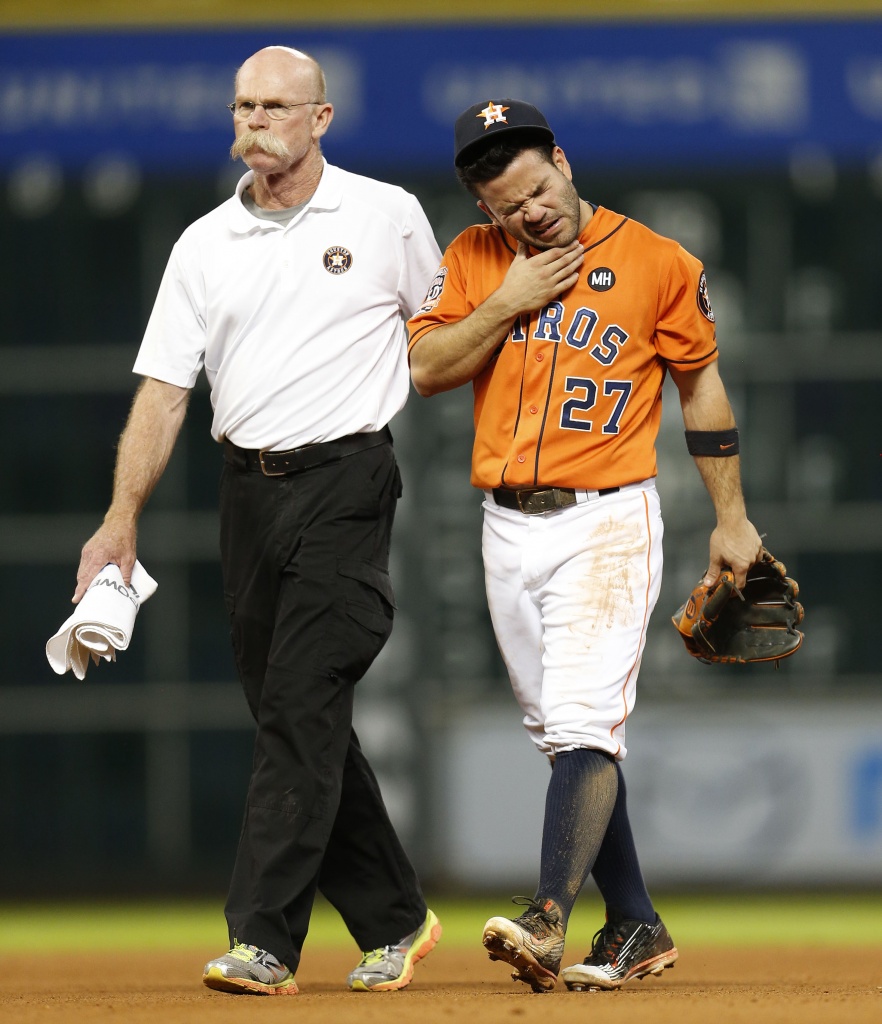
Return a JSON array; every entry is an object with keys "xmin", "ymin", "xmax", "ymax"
[{"xmin": 719, "ymin": 443, "xmax": 736, "ymax": 449}]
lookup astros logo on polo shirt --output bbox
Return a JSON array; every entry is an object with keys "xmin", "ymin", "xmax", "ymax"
[{"xmin": 324, "ymin": 246, "xmax": 353, "ymax": 274}]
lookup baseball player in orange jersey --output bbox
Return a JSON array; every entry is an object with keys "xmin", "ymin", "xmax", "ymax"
[{"xmin": 408, "ymin": 100, "xmax": 763, "ymax": 993}]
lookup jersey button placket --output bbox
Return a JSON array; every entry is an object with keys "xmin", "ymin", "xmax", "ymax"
[{"xmin": 280, "ymin": 230, "xmax": 294, "ymax": 291}]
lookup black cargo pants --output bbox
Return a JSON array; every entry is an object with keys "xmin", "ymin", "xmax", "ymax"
[{"xmin": 218, "ymin": 433, "xmax": 426, "ymax": 972}]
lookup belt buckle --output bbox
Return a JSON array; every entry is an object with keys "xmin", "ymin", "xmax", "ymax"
[
  {"xmin": 258, "ymin": 449, "xmax": 287, "ymax": 477},
  {"xmin": 516, "ymin": 488, "xmax": 576, "ymax": 514},
  {"xmin": 517, "ymin": 489, "xmax": 554, "ymax": 514}
]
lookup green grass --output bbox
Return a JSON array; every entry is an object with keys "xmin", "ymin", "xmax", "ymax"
[{"xmin": 2, "ymin": 893, "xmax": 881, "ymax": 952}]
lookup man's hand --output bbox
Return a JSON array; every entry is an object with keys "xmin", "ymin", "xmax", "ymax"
[
  {"xmin": 73, "ymin": 514, "xmax": 138, "ymax": 603},
  {"xmin": 495, "ymin": 240, "xmax": 584, "ymax": 317},
  {"xmin": 705, "ymin": 518, "xmax": 764, "ymax": 590}
]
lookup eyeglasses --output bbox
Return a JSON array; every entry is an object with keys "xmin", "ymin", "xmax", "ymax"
[{"xmin": 227, "ymin": 100, "xmax": 320, "ymax": 120}]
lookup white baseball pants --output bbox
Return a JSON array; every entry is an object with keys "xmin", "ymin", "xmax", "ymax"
[{"xmin": 482, "ymin": 479, "xmax": 664, "ymax": 760}]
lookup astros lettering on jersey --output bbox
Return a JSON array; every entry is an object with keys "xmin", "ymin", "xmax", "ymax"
[{"xmin": 408, "ymin": 206, "xmax": 718, "ymax": 491}]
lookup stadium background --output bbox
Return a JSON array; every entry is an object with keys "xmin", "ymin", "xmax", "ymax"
[{"xmin": 1, "ymin": 0, "xmax": 881, "ymax": 919}]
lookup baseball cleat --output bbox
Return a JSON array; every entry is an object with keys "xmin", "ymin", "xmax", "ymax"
[
  {"xmin": 560, "ymin": 913, "xmax": 678, "ymax": 991},
  {"xmin": 202, "ymin": 942, "xmax": 298, "ymax": 995},
  {"xmin": 482, "ymin": 896, "xmax": 565, "ymax": 993},
  {"xmin": 347, "ymin": 908, "xmax": 442, "ymax": 991}
]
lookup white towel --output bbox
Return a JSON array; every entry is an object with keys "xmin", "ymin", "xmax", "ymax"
[{"xmin": 46, "ymin": 561, "xmax": 158, "ymax": 679}]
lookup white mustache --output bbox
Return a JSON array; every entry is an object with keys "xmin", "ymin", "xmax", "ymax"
[{"xmin": 230, "ymin": 130, "xmax": 291, "ymax": 161}]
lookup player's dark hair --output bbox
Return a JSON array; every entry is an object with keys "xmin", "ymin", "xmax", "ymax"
[{"xmin": 456, "ymin": 136, "xmax": 555, "ymax": 197}]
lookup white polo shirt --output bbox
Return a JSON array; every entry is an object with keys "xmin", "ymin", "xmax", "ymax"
[{"xmin": 133, "ymin": 161, "xmax": 441, "ymax": 450}]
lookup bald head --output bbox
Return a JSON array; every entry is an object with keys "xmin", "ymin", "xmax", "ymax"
[{"xmin": 236, "ymin": 46, "xmax": 327, "ymax": 103}]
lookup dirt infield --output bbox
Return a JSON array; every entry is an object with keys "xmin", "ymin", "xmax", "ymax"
[{"xmin": 2, "ymin": 945, "xmax": 880, "ymax": 1024}]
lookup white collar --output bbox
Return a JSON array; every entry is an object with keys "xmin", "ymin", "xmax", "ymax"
[{"xmin": 228, "ymin": 159, "xmax": 342, "ymax": 233}]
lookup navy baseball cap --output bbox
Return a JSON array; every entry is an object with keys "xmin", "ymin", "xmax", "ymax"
[{"xmin": 453, "ymin": 99, "xmax": 555, "ymax": 167}]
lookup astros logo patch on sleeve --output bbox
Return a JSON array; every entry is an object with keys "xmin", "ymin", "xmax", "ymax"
[
  {"xmin": 323, "ymin": 246, "xmax": 353, "ymax": 274},
  {"xmin": 697, "ymin": 271, "xmax": 715, "ymax": 322},
  {"xmin": 415, "ymin": 266, "xmax": 448, "ymax": 314}
]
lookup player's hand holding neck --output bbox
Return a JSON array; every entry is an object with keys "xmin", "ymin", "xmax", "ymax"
[
  {"xmin": 409, "ymin": 239, "xmax": 584, "ymax": 398},
  {"xmin": 494, "ymin": 239, "xmax": 585, "ymax": 319}
]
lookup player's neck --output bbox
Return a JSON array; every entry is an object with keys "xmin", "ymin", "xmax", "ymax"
[{"xmin": 578, "ymin": 199, "xmax": 594, "ymax": 236}]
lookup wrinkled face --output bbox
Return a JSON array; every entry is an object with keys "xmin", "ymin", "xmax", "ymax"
[
  {"xmin": 230, "ymin": 49, "xmax": 332, "ymax": 175},
  {"xmin": 476, "ymin": 147, "xmax": 584, "ymax": 250}
]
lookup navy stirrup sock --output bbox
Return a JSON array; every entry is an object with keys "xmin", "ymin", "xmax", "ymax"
[
  {"xmin": 590, "ymin": 762, "xmax": 655, "ymax": 923},
  {"xmin": 534, "ymin": 748, "xmax": 618, "ymax": 924}
]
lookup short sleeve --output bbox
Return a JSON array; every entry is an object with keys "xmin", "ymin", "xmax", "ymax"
[
  {"xmin": 397, "ymin": 195, "xmax": 443, "ymax": 319},
  {"xmin": 407, "ymin": 231, "xmax": 473, "ymax": 353},
  {"xmin": 132, "ymin": 241, "xmax": 207, "ymax": 388},
  {"xmin": 654, "ymin": 246, "xmax": 718, "ymax": 370}
]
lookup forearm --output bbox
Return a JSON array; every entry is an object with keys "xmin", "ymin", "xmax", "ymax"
[
  {"xmin": 105, "ymin": 377, "xmax": 190, "ymax": 526},
  {"xmin": 410, "ymin": 291, "xmax": 520, "ymax": 396},
  {"xmin": 691, "ymin": 453, "xmax": 747, "ymax": 527},
  {"xmin": 671, "ymin": 362, "xmax": 762, "ymax": 585},
  {"xmin": 74, "ymin": 377, "xmax": 189, "ymax": 600},
  {"xmin": 667, "ymin": 362, "xmax": 737, "ymax": 505}
]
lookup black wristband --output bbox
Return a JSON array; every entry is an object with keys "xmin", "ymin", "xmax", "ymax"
[{"xmin": 685, "ymin": 428, "xmax": 740, "ymax": 457}]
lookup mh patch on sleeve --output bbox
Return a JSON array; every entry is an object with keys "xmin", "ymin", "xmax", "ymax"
[{"xmin": 697, "ymin": 271, "xmax": 715, "ymax": 322}]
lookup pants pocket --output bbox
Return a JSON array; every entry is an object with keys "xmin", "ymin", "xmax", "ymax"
[{"xmin": 331, "ymin": 557, "xmax": 396, "ymax": 682}]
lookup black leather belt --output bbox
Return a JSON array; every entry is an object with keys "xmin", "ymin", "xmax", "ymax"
[
  {"xmin": 492, "ymin": 485, "xmax": 619, "ymax": 515},
  {"xmin": 224, "ymin": 426, "xmax": 391, "ymax": 477}
]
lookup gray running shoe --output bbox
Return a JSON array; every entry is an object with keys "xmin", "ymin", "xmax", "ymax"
[
  {"xmin": 482, "ymin": 896, "xmax": 566, "ymax": 993},
  {"xmin": 561, "ymin": 914, "xmax": 678, "ymax": 991},
  {"xmin": 347, "ymin": 908, "xmax": 442, "ymax": 991},
  {"xmin": 202, "ymin": 942, "xmax": 298, "ymax": 995}
]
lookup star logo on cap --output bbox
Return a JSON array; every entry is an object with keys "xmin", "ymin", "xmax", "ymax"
[{"xmin": 478, "ymin": 101, "xmax": 509, "ymax": 129}]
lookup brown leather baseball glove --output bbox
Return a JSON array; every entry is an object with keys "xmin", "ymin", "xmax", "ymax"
[{"xmin": 671, "ymin": 548, "xmax": 804, "ymax": 665}]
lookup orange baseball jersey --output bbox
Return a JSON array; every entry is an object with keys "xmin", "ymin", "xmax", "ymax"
[{"xmin": 408, "ymin": 205, "xmax": 719, "ymax": 491}]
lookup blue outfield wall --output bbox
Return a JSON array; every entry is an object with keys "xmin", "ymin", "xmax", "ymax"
[{"xmin": 2, "ymin": 18, "xmax": 882, "ymax": 174}]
